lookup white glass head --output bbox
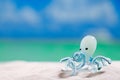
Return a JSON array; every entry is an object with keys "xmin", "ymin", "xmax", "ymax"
[{"xmin": 80, "ymin": 35, "xmax": 97, "ymax": 56}]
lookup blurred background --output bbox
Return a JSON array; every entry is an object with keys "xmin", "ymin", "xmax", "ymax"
[{"xmin": 0, "ymin": 0, "xmax": 120, "ymax": 62}]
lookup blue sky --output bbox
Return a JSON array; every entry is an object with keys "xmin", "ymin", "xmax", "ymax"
[{"xmin": 0, "ymin": 0, "xmax": 120, "ymax": 40}]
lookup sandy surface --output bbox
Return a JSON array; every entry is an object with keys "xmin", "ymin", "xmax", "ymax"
[{"xmin": 0, "ymin": 61, "xmax": 120, "ymax": 80}]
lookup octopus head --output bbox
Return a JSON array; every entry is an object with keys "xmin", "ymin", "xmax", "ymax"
[{"xmin": 80, "ymin": 35, "xmax": 97, "ymax": 57}]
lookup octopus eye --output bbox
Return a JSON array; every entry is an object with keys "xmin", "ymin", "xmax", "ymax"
[
  {"xmin": 79, "ymin": 48, "xmax": 81, "ymax": 50},
  {"xmin": 85, "ymin": 48, "xmax": 88, "ymax": 50}
]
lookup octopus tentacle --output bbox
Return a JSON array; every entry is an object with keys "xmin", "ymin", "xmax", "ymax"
[
  {"xmin": 91, "ymin": 56, "xmax": 111, "ymax": 70},
  {"xmin": 76, "ymin": 53, "xmax": 86, "ymax": 70},
  {"xmin": 60, "ymin": 57, "xmax": 71, "ymax": 63},
  {"xmin": 68, "ymin": 60, "xmax": 76, "ymax": 76},
  {"xmin": 94, "ymin": 60, "xmax": 102, "ymax": 70},
  {"xmin": 92, "ymin": 56, "xmax": 111, "ymax": 65}
]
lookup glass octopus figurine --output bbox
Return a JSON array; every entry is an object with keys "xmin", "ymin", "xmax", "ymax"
[{"xmin": 60, "ymin": 35, "xmax": 111, "ymax": 76}]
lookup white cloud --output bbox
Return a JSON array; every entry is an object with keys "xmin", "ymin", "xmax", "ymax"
[
  {"xmin": 0, "ymin": 1, "xmax": 40, "ymax": 26},
  {"xmin": 46, "ymin": 0, "xmax": 118, "ymax": 26},
  {"xmin": 86, "ymin": 28, "xmax": 113, "ymax": 41},
  {"xmin": 19, "ymin": 7, "xmax": 40, "ymax": 26}
]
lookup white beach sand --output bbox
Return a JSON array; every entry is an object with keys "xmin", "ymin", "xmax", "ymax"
[{"xmin": 0, "ymin": 61, "xmax": 119, "ymax": 80}]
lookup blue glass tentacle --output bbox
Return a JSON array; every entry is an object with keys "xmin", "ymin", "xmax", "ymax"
[
  {"xmin": 60, "ymin": 51, "xmax": 111, "ymax": 76},
  {"xmin": 76, "ymin": 53, "xmax": 86, "ymax": 70},
  {"xmin": 92, "ymin": 56, "xmax": 111, "ymax": 65},
  {"xmin": 94, "ymin": 60, "xmax": 102, "ymax": 70},
  {"xmin": 60, "ymin": 57, "xmax": 71, "ymax": 63},
  {"xmin": 101, "ymin": 58, "xmax": 106, "ymax": 66},
  {"xmin": 68, "ymin": 61, "xmax": 77, "ymax": 76},
  {"xmin": 72, "ymin": 52, "xmax": 82, "ymax": 62}
]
